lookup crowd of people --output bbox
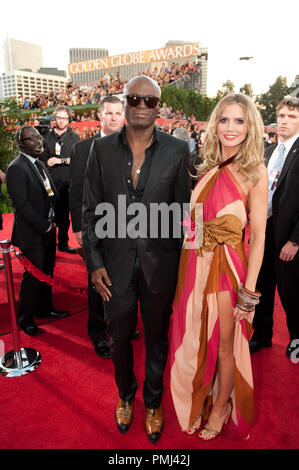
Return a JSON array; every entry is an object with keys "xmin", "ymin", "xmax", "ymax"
[
  {"xmin": 17, "ymin": 106, "xmax": 206, "ymax": 155},
  {"xmin": 1, "ymin": 73, "xmax": 299, "ymax": 446},
  {"xmin": 70, "ymin": 118, "xmax": 207, "ymax": 154},
  {"xmin": 9, "ymin": 59, "xmax": 204, "ymax": 154},
  {"xmin": 18, "ymin": 61, "xmax": 200, "ymax": 111},
  {"xmin": 17, "ymin": 109, "xmax": 278, "ymax": 162}
]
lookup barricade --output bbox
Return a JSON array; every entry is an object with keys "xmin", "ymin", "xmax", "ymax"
[
  {"xmin": 15, "ymin": 251, "xmax": 88, "ymax": 300},
  {"xmin": 0, "ymin": 240, "xmax": 42, "ymax": 377}
]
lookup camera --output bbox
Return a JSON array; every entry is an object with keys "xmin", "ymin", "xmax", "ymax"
[{"xmin": 34, "ymin": 112, "xmax": 55, "ymax": 136}]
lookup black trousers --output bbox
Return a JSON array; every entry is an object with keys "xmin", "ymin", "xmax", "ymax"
[
  {"xmin": 104, "ymin": 257, "xmax": 175, "ymax": 409},
  {"xmin": 87, "ymin": 274, "xmax": 106, "ymax": 343},
  {"xmin": 18, "ymin": 232, "xmax": 56, "ymax": 326},
  {"xmin": 54, "ymin": 182, "xmax": 70, "ymax": 247},
  {"xmin": 253, "ymin": 217, "xmax": 299, "ymax": 342}
]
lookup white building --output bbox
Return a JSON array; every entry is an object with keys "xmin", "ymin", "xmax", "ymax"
[
  {"xmin": 3, "ymin": 37, "xmax": 43, "ymax": 73},
  {"xmin": 0, "ymin": 70, "xmax": 69, "ymax": 101}
]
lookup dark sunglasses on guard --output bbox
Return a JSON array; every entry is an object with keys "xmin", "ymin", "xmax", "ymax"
[{"xmin": 125, "ymin": 94, "xmax": 160, "ymax": 109}]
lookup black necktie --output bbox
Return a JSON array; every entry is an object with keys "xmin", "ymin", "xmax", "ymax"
[{"xmin": 34, "ymin": 159, "xmax": 45, "ymax": 178}]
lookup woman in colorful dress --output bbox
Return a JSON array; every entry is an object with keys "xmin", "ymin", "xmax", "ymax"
[{"xmin": 170, "ymin": 93, "xmax": 268, "ymax": 441}]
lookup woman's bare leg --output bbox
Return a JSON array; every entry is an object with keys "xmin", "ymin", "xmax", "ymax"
[{"xmin": 199, "ymin": 291, "xmax": 234, "ymax": 439}]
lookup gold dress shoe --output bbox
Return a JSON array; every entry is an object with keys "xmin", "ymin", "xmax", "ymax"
[
  {"xmin": 145, "ymin": 404, "xmax": 164, "ymax": 443},
  {"xmin": 115, "ymin": 397, "xmax": 133, "ymax": 433}
]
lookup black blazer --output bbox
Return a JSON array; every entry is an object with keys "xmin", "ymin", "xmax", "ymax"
[
  {"xmin": 69, "ymin": 134, "xmax": 100, "ymax": 232},
  {"xmin": 266, "ymin": 137, "xmax": 299, "ymax": 251},
  {"xmin": 82, "ymin": 129, "xmax": 191, "ymax": 295},
  {"xmin": 6, "ymin": 153, "xmax": 57, "ymax": 250}
]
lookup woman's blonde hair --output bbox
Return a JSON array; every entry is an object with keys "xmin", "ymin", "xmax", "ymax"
[{"xmin": 197, "ymin": 93, "xmax": 265, "ymax": 183}]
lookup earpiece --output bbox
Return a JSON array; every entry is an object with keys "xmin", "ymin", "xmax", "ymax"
[
  {"xmin": 18, "ymin": 126, "xmax": 24, "ymax": 143},
  {"xmin": 17, "ymin": 126, "xmax": 25, "ymax": 146}
]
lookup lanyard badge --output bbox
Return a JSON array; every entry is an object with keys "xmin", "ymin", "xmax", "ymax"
[
  {"xmin": 44, "ymin": 177, "xmax": 55, "ymax": 197},
  {"xmin": 55, "ymin": 143, "xmax": 61, "ymax": 155}
]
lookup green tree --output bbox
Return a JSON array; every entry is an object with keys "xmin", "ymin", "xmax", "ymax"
[
  {"xmin": 216, "ymin": 80, "xmax": 236, "ymax": 99},
  {"xmin": 160, "ymin": 87, "xmax": 217, "ymax": 121},
  {"xmin": 255, "ymin": 76, "xmax": 293, "ymax": 124},
  {"xmin": 0, "ymin": 97, "xmax": 22, "ymax": 171},
  {"xmin": 239, "ymin": 83, "xmax": 254, "ymax": 97},
  {"xmin": 0, "ymin": 97, "xmax": 22, "ymax": 214}
]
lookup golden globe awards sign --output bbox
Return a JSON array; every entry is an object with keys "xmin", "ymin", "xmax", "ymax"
[{"xmin": 68, "ymin": 43, "xmax": 200, "ymax": 75}]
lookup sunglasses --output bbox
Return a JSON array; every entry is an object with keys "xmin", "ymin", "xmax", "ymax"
[
  {"xmin": 20, "ymin": 135, "xmax": 43, "ymax": 142},
  {"xmin": 125, "ymin": 94, "xmax": 160, "ymax": 109}
]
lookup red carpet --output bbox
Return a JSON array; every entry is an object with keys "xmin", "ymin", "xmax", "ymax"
[{"xmin": 0, "ymin": 213, "xmax": 298, "ymax": 452}]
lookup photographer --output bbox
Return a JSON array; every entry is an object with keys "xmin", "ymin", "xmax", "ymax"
[{"xmin": 40, "ymin": 105, "xmax": 80, "ymax": 253}]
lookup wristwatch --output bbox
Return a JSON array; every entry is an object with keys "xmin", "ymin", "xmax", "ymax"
[{"xmin": 290, "ymin": 241, "xmax": 299, "ymax": 247}]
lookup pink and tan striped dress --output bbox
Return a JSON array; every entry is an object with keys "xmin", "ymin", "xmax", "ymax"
[{"xmin": 170, "ymin": 161, "xmax": 254, "ymax": 438}]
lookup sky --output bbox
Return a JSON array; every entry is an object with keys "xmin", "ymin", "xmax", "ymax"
[{"xmin": 1, "ymin": 0, "xmax": 298, "ymax": 97}]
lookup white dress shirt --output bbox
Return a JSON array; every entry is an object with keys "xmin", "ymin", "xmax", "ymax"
[{"xmin": 267, "ymin": 133, "xmax": 299, "ymax": 181}]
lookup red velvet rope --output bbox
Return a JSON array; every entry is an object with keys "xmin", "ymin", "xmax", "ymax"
[{"xmin": 15, "ymin": 251, "xmax": 88, "ymax": 300}]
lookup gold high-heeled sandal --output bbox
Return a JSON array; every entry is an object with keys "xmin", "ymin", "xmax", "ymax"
[
  {"xmin": 185, "ymin": 415, "xmax": 202, "ymax": 435},
  {"xmin": 198, "ymin": 402, "xmax": 232, "ymax": 441}
]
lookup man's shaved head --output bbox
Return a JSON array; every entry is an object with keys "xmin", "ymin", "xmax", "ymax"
[{"xmin": 124, "ymin": 75, "xmax": 161, "ymax": 98}]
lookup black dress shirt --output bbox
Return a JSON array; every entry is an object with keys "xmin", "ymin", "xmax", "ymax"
[{"xmin": 120, "ymin": 126, "xmax": 157, "ymax": 203}]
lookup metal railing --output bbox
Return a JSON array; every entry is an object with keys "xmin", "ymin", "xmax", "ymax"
[{"xmin": 167, "ymin": 68, "xmax": 201, "ymax": 92}]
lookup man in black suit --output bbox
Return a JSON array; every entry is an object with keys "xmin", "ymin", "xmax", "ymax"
[
  {"xmin": 82, "ymin": 76, "xmax": 191, "ymax": 443},
  {"xmin": 41, "ymin": 105, "xmax": 80, "ymax": 254},
  {"xmin": 250, "ymin": 96, "xmax": 299, "ymax": 360},
  {"xmin": 69, "ymin": 95, "xmax": 125, "ymax": 359},
  {"xmin": 6, "ymin": 126, "xmax": 68, "ymax": 336}
]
